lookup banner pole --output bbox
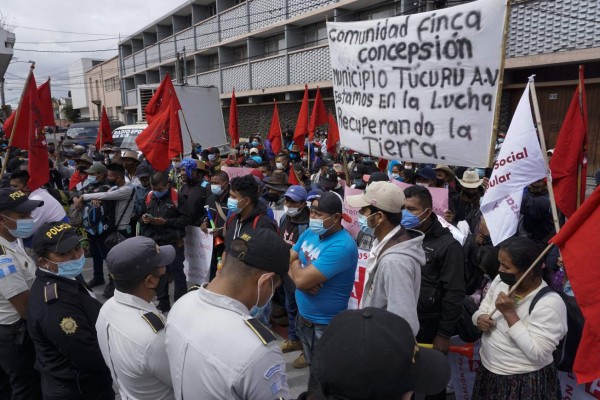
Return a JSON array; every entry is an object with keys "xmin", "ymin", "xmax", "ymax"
[
  {"xmin": 529, "ymin": 79, "xmax": 561, "ymax": 234},
  {"xmin": 178, "ymin": 109, "xmax": 195, "ymax": 146},
  {"xmin": 1, "ymin": 63, "xmax": 35, "ymax": 176},
  {"xmin": 341, "ymin": 148, "xmax": 351, "ymax": 186},
  {"xmin": 487, "ymin": 0, "xmax": 511, "ymax": 168},
  {"xmin": 488, "ymin": 242, "xmax": 554, "ymax": 318},
  {"xmin": 275, "ymin": 99, "xmax": 284, "ymax": 155},
  {"xmin": 576, "ymin": 64, "xmax": 584, "ymax": 208}
]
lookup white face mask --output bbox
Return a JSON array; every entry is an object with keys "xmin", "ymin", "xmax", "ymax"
[
  {"xmin": 416, "ymin": 182, "xmax": 430, "ymax": 188},
  {"xmin": 172, "ymin": 161, "xmax": 181, "ymax": 169},
  {"xmin": 284, "ymin": 205, "xmax": 301, "ymax": 217},
  {"xmin": 276, "ymin": 162, "xmax": 284, "ymax": 170}
]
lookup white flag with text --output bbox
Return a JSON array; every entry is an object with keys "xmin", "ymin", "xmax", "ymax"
[{"xmin": 480, "ymin": 81, "xmax": 546, "ymax": 245}]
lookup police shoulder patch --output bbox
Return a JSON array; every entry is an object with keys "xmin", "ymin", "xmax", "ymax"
[
  {"xmin": 44, "ymin": 283, "xmax": 59, "ymax": 303},
  {"xmin": 245, "ymin": 318, "xmax": 276, "ymax": 345},
  {"xmin": 141, "ymin": 312, "xmax": 165, "ymax": 333}
]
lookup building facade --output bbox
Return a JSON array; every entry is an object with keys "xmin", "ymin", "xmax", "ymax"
[
  {"xmin": 0, "ymin": 27, "xmax": 15, "ymax": 120},
  {"xmin": 118, "ymin": 0, "xmax": 600, "ymax": 173},
  {"xmin": 84, "ymin": 56, "xmax": 123, "ymax": 122},
  {"xmin": 68, "ymin": 58, "xmax": 105, "ymax": 119}
]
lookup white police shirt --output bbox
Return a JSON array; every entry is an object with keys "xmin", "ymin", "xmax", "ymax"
[
  {"xmin": 166, "ymin": 285, "xmax": 289, "ymax": 400},
  {"xmin": 96, "ymin": 290, "xmax": 174, "ymax": 400},
  {"xmin": 0, "ymin": 237, "xmax": 36, "ymax": 325}
]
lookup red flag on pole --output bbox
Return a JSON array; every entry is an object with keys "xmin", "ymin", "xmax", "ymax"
[
  {"xmin": 327, "ymin": 112, "xmax": 340, "ymax": 156},
  {"xmin": 37, "ymin": 79, "xmax": 55, "ymax": 127},
  {"xmin": 550, "ymin": 187, "xmax": 600, "ymax": 383},
  {"xmin": 267, "ymin": 100, "xmax": 282, "ymax": 155},
  {"xmin": 22, "ymin": 74, "xmax": 49, "ymax": 190},
  {"xmin": 7, "ymin": 73, "xmax": 38, "ymax": 151},
  {"xmin": 229, "ymin": 90, "xmax": 239, "ymax": 147},
  {"xmin": 288, "ymin": 163, "xmax": 300, "ymax": 185},
  {"xmin": 96, "ymin": 106, "xmax": 112, "ymax": 149},
  {"xmin": 145, "ymin": 73, "xmax": 181, "ymax": 123},
  {"xmin": 550, "ymin": 67, "xmax": 588, "ymax": 217},
  {"xmin": 2, "ymin": 111, "xmax": 15, "ymax": 138},
  {"xmin": 293, "ymin": 85, "xmax": 309, "ymax": 148},
  {"xmin": 136, "ymin": 99, "xmax": 183, "ymax": 171},
  {"xmin": 309, "ymin": 87, "xmax": 327, "ymax": 141}
]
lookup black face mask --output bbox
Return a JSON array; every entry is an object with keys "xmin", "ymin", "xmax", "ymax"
[
  {"xmin": 154, "ymin": 273, "xmax": 168, "ymax": 295},
  {"xmin": 107, "ymin": 179, "xmax": 117, "ymax": 187},
  {"xmin": 462, "ymin": 190, "xmax": 480, "ymax": 200},
  {"xmin": 353, "ymin": 179, "xmax": 366, "ymax": 189},
  {"xmin": 266, "ymin": 193, "xmax": 281, "ymax": 203},
  {"xmin": 499, "ymin": 271, "xmax": 517, "ymax": 286},
  {"xmin": 77, "ymin": 166, "xmax": 86, "ymax": 172},
  {"xmin": 436, "ymin": 178, "xmax": 445, "ymax": 187}
]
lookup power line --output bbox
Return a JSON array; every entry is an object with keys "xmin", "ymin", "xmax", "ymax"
[
  {"xmin": 12, "ymin": 24, "xmax": 122, "ymax": 36},
  {"xmin": 14, "ymin": 48, "xmax": 118, "ymax": 53},
  {"xmin": 18, "ymin": 37, "xmax": 120, "ymax": 44}
]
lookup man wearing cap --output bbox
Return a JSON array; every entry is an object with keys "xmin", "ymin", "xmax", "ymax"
[
  {"xmin": 289, "ymin": 191, "xmax": 358, "ymax": 368},
  {"xmin": 414, "ymin": 166, "xmax": 437, "ymax": 187},
  {"xmin": 28, "ymin": 222, "xmax": 114, "ymax": 400},
  {"xmin": 177, "ymin": 158, "xmax": 208, "ymax": 227},
  {"xmin": 447, "ymin": 168, "xmax": 484, "ymax": 224},
  {"xmin": 299, "ymin": 308, "xmax": 450, "ymax": 400},
  {"xmin": 96, "ymin": 236, "xmax": 175, "ymax": 400},
  {"xmin": 166, "ymin": 229, "xmax": 290, "ymax": 400},
  {"xmin": 350, "ymin": 164, "xmax": 369, "ymax": 190},
  {"xmin": 121, "ymin": 150, "xmax": 141, "ymax": 185},
  {"xmin": 318, "ymin": 167, "xmax": 344, "ymax": 197},
  {"xmin": 203, "ymin": 170, "xmax": 230, "ymax": 281},
  {"xmin": 263, "ymin": 170, "xmax": 289, "ymax": 211},
  {"xmin": 131, "ymin": 163, "xmax": 154, "ymax": 229},
  {"xmin": 275, "ymin": 153, "xmax": 290, "ymax": 174},
  {"xmin": 347, "ymin": 182, "xmax": 426, "ymax": 335},
  {"xmin": 0, "ymin": 189, "xmax": 42, "ymax": 399}
]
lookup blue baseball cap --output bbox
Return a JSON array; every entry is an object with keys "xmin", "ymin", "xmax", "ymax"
[
  {"xmin": 307, "ymin": 188, "xmax": 323, "ymax": 201},
  {"xmin": 285, "ymin": 185, "xmax": 307, "ymax": 202}
]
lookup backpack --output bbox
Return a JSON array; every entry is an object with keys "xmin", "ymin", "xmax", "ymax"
[
  {"xmin": 456, "ymin": 295, "xmax": 482, "ymax": 343},
  {"xmin": 529, "ymin": 286, "xmax": 584, "ymax": 372},
  {"xmin": 279, "ymin": 214, "xmax": 308, "ymax": 238},
  {"xmin": 145, "ymin": 189, "xmax": 178, "ymax": 208},
  {"xmin": 46, "ymin": 187, "xmax": 71, "ymax": 214},
  {"xmin": 82, "ymin": 185, "xmax": 115, "ymax": 236}
]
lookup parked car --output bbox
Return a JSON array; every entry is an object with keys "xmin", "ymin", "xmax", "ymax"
[
  {"xmin": 62, "ymin": 120, "xmax": 124, "ymax": 148},
  {"xmin": 112, "ymin": 124, "xmax": 147, "ymax": 149}
]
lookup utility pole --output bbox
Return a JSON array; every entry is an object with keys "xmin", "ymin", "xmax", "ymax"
[
  {"xmin": 0, "ymin": 78, "xmax": 5, "ymax": 120},
  {"xmin": 426, "ymin": 0, "xmax": 435, "ymax": 11}
]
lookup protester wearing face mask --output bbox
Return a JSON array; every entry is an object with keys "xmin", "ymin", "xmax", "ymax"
[
  {"xmin": 289, "ymin": 192, "xmax": 358, "ymax": 368},
  {"xmin": 472, "ymin": 237, "xmax": 567, "ymax": 400},
  {"xmin": 97, "ymin": 236, "xmax": 176, "ymax": 400},
  {"xmin": 518, "ymin": 178, "xmax": 555, "ymax": 244},
  {"xmin": 447, "ymin": 169, "xmax": 484, "ymax": 225},
  {"xmin": 203, "ymin": 170, "xmax": 230, "ymax": 281},
  {"xmin": 390, "ymin": 163, "xmax": 405, "ymax": 182},
  {"xmin": 347, "ymin": 182, "xmax": 425, "ymax": 335},
  {"xmin": 166, "ymin": 229, "xmax": 290, "ymax": 399},
  {"xmin": 0, "ymin": 189, "xmax": 43, "ymax": 399},
  {"xmin": 206, "ymin": 147, "xmax": 222, "ymax": 171},
  {"xmin": 274, "ymin": 153, "xmax": 290, "ymax": 173},
  {"xmin": 413, "ymin": 166, "xmax": 437, "ymax": 188},
  {"xmin": 403, "ymin": 185, "xmax": 465, "ymax": 400},
  {"xmin": 350, "ymin": 164, "xmax": 369, "ymax": 190},
  {"xmin": 262, "ymin": 171, "xmax": 288, "ymax": 211},
  {"xmin": 169, "ymin": 156, "xmax": 184, "ymax": 191},
  {"xmin": 28, "ymin": 222, "xmax": 114, "ymax": 400},
  {"xmin": 140, "ymin": 172, "xmax": 186, "ymax": 312},
  {"xmin": 131, "ymin": 163, "xmax": 154, "ymax": 230}
]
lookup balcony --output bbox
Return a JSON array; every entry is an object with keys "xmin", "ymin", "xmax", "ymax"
[
  {"xmin": 196, "ymin": 70, "xmax": 221, "ymax": 90},
  {"xmin": 250, "ymin": 54, "xmax": 287, "ymax": 90},
  {"xmin": 219, "ymin": 3, "xmax": 248, "ymax": 41},
  {"xmin": 146, "ymin": 43, "xmax": 160, "ymax": 67},
  {"xmin": 123, "ymin": 55, "xmax": 134, "ymax": 77},
  {"xmin": 289, "ymin": 0, "xmax": 338, "ymax": 18},
  {"xmin": 133, "ymin": 51, "xmax": 145, "ymax": 72},
  {"xmin": 176, "ymin": 26, "xmax": 195, "ymax": 53},
  {"xmin": 249, "ymin": 0, "xmax": 286, "ymax": 31},
  {"xmin": 195, "ymin": 16, "xmax": 219, "ymax": 50},
  {"xmin": 159, "ymin": 38, "xmax": 177, "ymax": 62},
  {"xmin": 221, "ymin": 63, "xmax": 250, "ymax": 93},
  {"xmin": 289, "ymin": 44, "xmax": 331, "ymax": 84},
  {"xmin": 126, "ymin": 89, "xmax": 137, "ymax": 107}
]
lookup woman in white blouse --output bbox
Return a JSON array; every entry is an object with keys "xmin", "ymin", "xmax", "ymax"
[{"xmin": 471, "ymin": 237, "xmax": 567, "ymax": 399}]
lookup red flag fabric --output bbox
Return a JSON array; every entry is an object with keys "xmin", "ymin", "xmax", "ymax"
[
  {"xmin": 377, "ymin": 158, "xmax": 389, "ymax": 172},
  {"xmin": 550, "ymin": 187, "xmax": 600, "ymax": 383},
  {"xmin": 8, "ymin": 73, "xmax": 39, "ymax": 151},
  {"xmin": 2, "ymin": 111, "xmax": 16, "ymax": 138},
  {"xmin": 136, "ymin": 99, "xmax": 183, "ymax": 171},
  {"xmin": 327, "ymin": 112, "xmax": 340, "ymax": 156},
  {"xmin": 22, "ymin": 74, "xmax": 49, "ymax": 190},
  {"xmin": 293, "ymin": 85, "xmax": 309, "ymax": 148},
  {"xmin": 95, "ymin": 106, "xmax": 112, "ymax": 149},
  {"xmin": 267, "ymin": 100, "xmax": 282, "ymax": 155},
  {"xmin": 145, "ymin": 73, "xmax": 181, "ymax": 124},
  {"xmin": 228, "ymin": 90, "xmax": 239, "ymax": 147},
  {"xmin": 288, "ymin": 163, "xmax": 300, "ymax": 185},
  {"xmin": 37, "ymin": 79, "xmax": 55, "ymax": 127},
  {"xmin": 69, "ymin": 170, "xmax": 86, "ymax": 191},
  {"xmin": 550, "ymin": 67, "xmax": 588, "ymax": 217},
  {"xmin": 309, "ymin": 87, "xmax": 327, "ymax": 141}
]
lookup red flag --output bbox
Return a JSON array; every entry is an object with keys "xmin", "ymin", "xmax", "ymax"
[
  {"xmin": 22, "ymin": 74, "xmax": 49, "ymax": 190},
  {"xmin": 145, "ymin": 73, "xmax": 181, "ymax": 123},
  {"xmin": 69, "ymin": 170, "xmax": 86, "ymax": 191},
  {"xmin": 550, "ymin": 187, "xmax": 600, "ymax": 383},
  {"xmin": 550, "ymin": 67, "xmax": 588, "ymax": 217},
  {"xmin": 309, "ymin": 87, "xmax": 327, "ymax": 141},
  {"xmin": 293, "ymin": 85, "xmax": 309, "ymax": 148},
  {"xmin": 95, "ymin": 106, "xmax": 112, "ymax": 149},
  {"xmin": 136, "ymin": 99, "xmax": 183, "ymax": 171},
  {"xmin": 37, "ymin": 79, "xmax": 55, "ymax": 127},
  {"xmin": 228, "ymin": 90, "xmax": 239, "ymax": 147},
  {"xmin": 267, "ymin": 100, "xmax": 282, "ymax": 155},
  {"xmin": 2, "ymin": 111, "xmax": 15, "ymax": 138},
  {"xmin": 377, "ymin": 159, "xmax": 389, "ymax": 172},
  {"xmin": 288, "ymin": 163, "xmax": 300, "ymax": 185},
  {"xmin": 8, "ymin": 72, "xmax": 39, "ymax": 150},
  {"xmin": 327, "ymin": 112, "xmax": 340, "ymax": 156}
]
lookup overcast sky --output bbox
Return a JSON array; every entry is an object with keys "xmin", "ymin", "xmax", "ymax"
[{"xmin": 3, "ymin": 0, "xmax": 184, "ymax": 106}]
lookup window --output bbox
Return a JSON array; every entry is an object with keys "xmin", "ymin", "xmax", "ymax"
[
  {"xmin": 263, "ymin": 34, "xmax": 285, "ymax": 57},
  {"xmin": 304, "ymin": 22, "xmax": 327, "ymax": 48},
  {"xmin": 104, "ymin": 76, "xmax": 120, "ymax": 92},
  {"xmin": 233, "ymin": 0, "xmax": 246, "ymax": 5},
  {"xmin": 207, "ymin": 3, "xmax": 217, "ymax": 17},
  {"xmin": 207, "ymin": 53, "xmax": 219, "ymax": 71},
  {"xmin": 88, "ymin": 78, "xmax": 93, "ymax": 98},
  {"xmin": 232, "ymin": 45, "xmax": 247, "ymax": 64},
  {"xmin": 95, "ymin": 80, "xmax": 100, "ymax": 100},
  {"xmin": 358, "ymin": 2, "xmax": 402, "ymax": 20}
]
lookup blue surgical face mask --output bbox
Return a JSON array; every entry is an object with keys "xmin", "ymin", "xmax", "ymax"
[
  {"xmin": 250, "ymin": 274, "xmax": 274, "ymax": 318},
  {"xmin": 85, "ymin": 175, "xmax": 97, "ymax": 185},
  {"xmin": 208, "ymin": 154, "xmax": 217, "ymax": 162},
  {"xmin": 290, "ymin": 153, "xmax": 298, "ymax": 160},
  {"xmin": 252, "ymin": 141, "xmax": 259, "ymax": 147},
  {"xmin": 195, "ymin": 147, "xmax": 202, "ymax": 153},
  {"xmin": 227, "ymin": 197, "xmax": 240, "ymax": 213},
  {"xmin": 154, "ymin": 189, "xmax": 169, "ymax": 199},
  {"xmin": 358, "ymin": 213, "xmax": 378, "ymax": 235},
  {"xmin": 309, "ymin": 215, "xmax": 333, "ymax": 236},
  {"xmin": 5, "ymin": 216, "xmax": 35, "ymax": 238},
  {"xmin": 67, "ymin": 159, "xmax": 76, "ymax": 166},
  {"xmin": 211, "ymin": 184, "xmax": 224, "ymax": 195},
  {"xmin": 401, "ymin": 209, "xmax": 422, "ymax": 229},
  {"xmin": 56, "ymin": 254, "xmax": 86, "ymax": 279}
]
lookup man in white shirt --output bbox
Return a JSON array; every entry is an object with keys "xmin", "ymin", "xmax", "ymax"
[{"xmin": 96, "ymin": 236, "xmax": 175, "ymax": 400}]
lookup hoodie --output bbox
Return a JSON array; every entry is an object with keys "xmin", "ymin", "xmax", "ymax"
[{"xmin": 360, "ymin": 227, "xmax": 426, "ymax": 335}]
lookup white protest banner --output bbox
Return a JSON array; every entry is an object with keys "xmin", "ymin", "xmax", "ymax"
[
  {"xmin": 221, "ymin": 166, "xmax": 259, "ymax": 179},
  {"xmin": 438, "ymin": 214, "xmax": 466, "ymax": 245},
  {"xmin": 183, "ymin": 226, "xmax": 213, "ymax": 285},
  {"xmin": 390, "ymin": 180, "xmax": 449, "ymax": 218},
  {"xmin": 348, "ymin": 248, "xmax": 369, "ymax": 310},
  {"xmin": 327, "ymin": 0, "xmax": 507, "ymax": 167},
  {"xmin": 342, "ymin": 186, "xmax": 364, "ymax": 239},
  {"xmin": 480, "ymin": 81, "xmax": 546, "ymax": 245}
]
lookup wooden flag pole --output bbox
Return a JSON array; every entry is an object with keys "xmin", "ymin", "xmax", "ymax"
[
  {"xmin": 487, "ymin": 242, "xmax": 554, "ymax": 318},
  {"xmin": 576, "ymin": 64, "xmax": 584, "ymax": 208},
  {"xmin": 48, "ymin": 77, "xmax": 59, "ymax": 151},
  {"xmin": 274, "ymin": 98, "xmax": 284, "ymax": 153},
  {"xmin": 1, "ymin": 63, "xmax": 35, "ymax": 176},
  {"xmin": 529, "ymin": 77, "xmax": 561, "ymax": 234},
  {"xmin": 178, "ymin": 109, "xmax": 195, "ymax": 146},
  {"xmin": 341, "ymin": 148, "xmax": 351, "ymax": 186}
]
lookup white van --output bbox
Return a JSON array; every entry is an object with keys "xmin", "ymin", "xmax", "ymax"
[{"xmin": 112, "ymin": 124, "xmax": 147, "ymax": 150}]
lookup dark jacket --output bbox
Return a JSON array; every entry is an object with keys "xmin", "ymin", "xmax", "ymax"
[
  {"xmin": 225, "ymin": 200, "xmax": 277, "ymax": 250},
  {"xmin": 27, "ymin": 269, "xmax": 114, "ymax": 400},
  {"xmin": 417, "ymin": 215, "xmax": 465, "ymax": 338},
  {"xmin": 206, "ymin": 187, "xmax": 230, "ymax": 231},
  {"xmin": 140, "ymin": 187, "xmax": 185, "ymax": 245},
  {"xmin": 178, "ymin": 183, "xmax": 208, "ymax": 227},
  {"xmin": 278, "ymin": 207, "xmax": 310, "ymax": 248},
  {"xmin": 519, "ymin": 192, "xmax": 556, "ymax": 243}
]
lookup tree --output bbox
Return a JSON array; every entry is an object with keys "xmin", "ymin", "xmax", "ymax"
[{"xmin": 62, "ymin": 104, "xmax": 80, "ymax": 122}]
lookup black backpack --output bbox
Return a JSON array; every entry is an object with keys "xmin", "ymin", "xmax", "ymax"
[
  {"xmin": 82, "ymin": 186, "xmax": 115, "ymax": 236},
  {"xmin": 529, "ymin": 286, "xmax": 584, "ymax": 372}
]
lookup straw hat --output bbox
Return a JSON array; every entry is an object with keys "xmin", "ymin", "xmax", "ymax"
[
  {"xmin": 457, "ymin": 169, "xmax": 483, "ymax": 189},
  {"xmin": 434, "ymin": 164, "xmax": 455, "ymax": 180}
]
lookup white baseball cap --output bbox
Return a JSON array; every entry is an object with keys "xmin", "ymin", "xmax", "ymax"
[{"xmin": 346, "ymin": 181, "xmax": 405, "ymax": 213}]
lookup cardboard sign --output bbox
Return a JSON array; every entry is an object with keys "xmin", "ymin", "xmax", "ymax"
[
  {"xmin": 342, "ymin": 186, "xmax": 364, "ymax": 239},
  {"xmin": 221, "ymin": 166, "xmax": 259, "ymax": 179},
  {"xmin": 348, "ymin": 248, "xmax": 369, "ymax": 310},
  {"xmin": 183, "ymin": 226, "xmax": 213, "ymax": 285},
  {"xmin": 390, "ymin": 180, "xmax": 449, "ymax": 218},
  {"xmin": 327, "ymin": 0, "xmax": 507, "ymax": 167}
]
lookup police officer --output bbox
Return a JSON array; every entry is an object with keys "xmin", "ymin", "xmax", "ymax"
[
  {"xmin": 27, "ymin": 222, "xmax": 114, "ymax": 400},
  {"xmin": 166, "ymin": 228, "xmax": 290, "ymax": 400},
  {"xmin": 0, "ymin": 189, "xmax": 42, "ymax": 399},
  {"xmin": 96, "ymin": 236, "xmax": 175, "ymax": 400}
]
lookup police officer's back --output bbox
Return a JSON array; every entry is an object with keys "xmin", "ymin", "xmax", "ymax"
[{"xmin": 27, "ymin": 222, "xmax": 114, "ymax": 400}]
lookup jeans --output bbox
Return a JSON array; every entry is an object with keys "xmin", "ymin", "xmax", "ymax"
[
  {"xmin": 88, "ymin": 233, "xmax": 108, "ymax": 281},
  {"xmin": 284, "ymin": 283, "xmax": 299, "ymax": 341},
  {"xmin": 295, "ymin": 315, "xmax": 326, "ymax": 365},
  {"xmin": 158, "ymin": 245, "xmax": 187, "ymax": 306},
  {"xmin": 0, "ymin": 320, "xmax": 42, "ymax": 400}
]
